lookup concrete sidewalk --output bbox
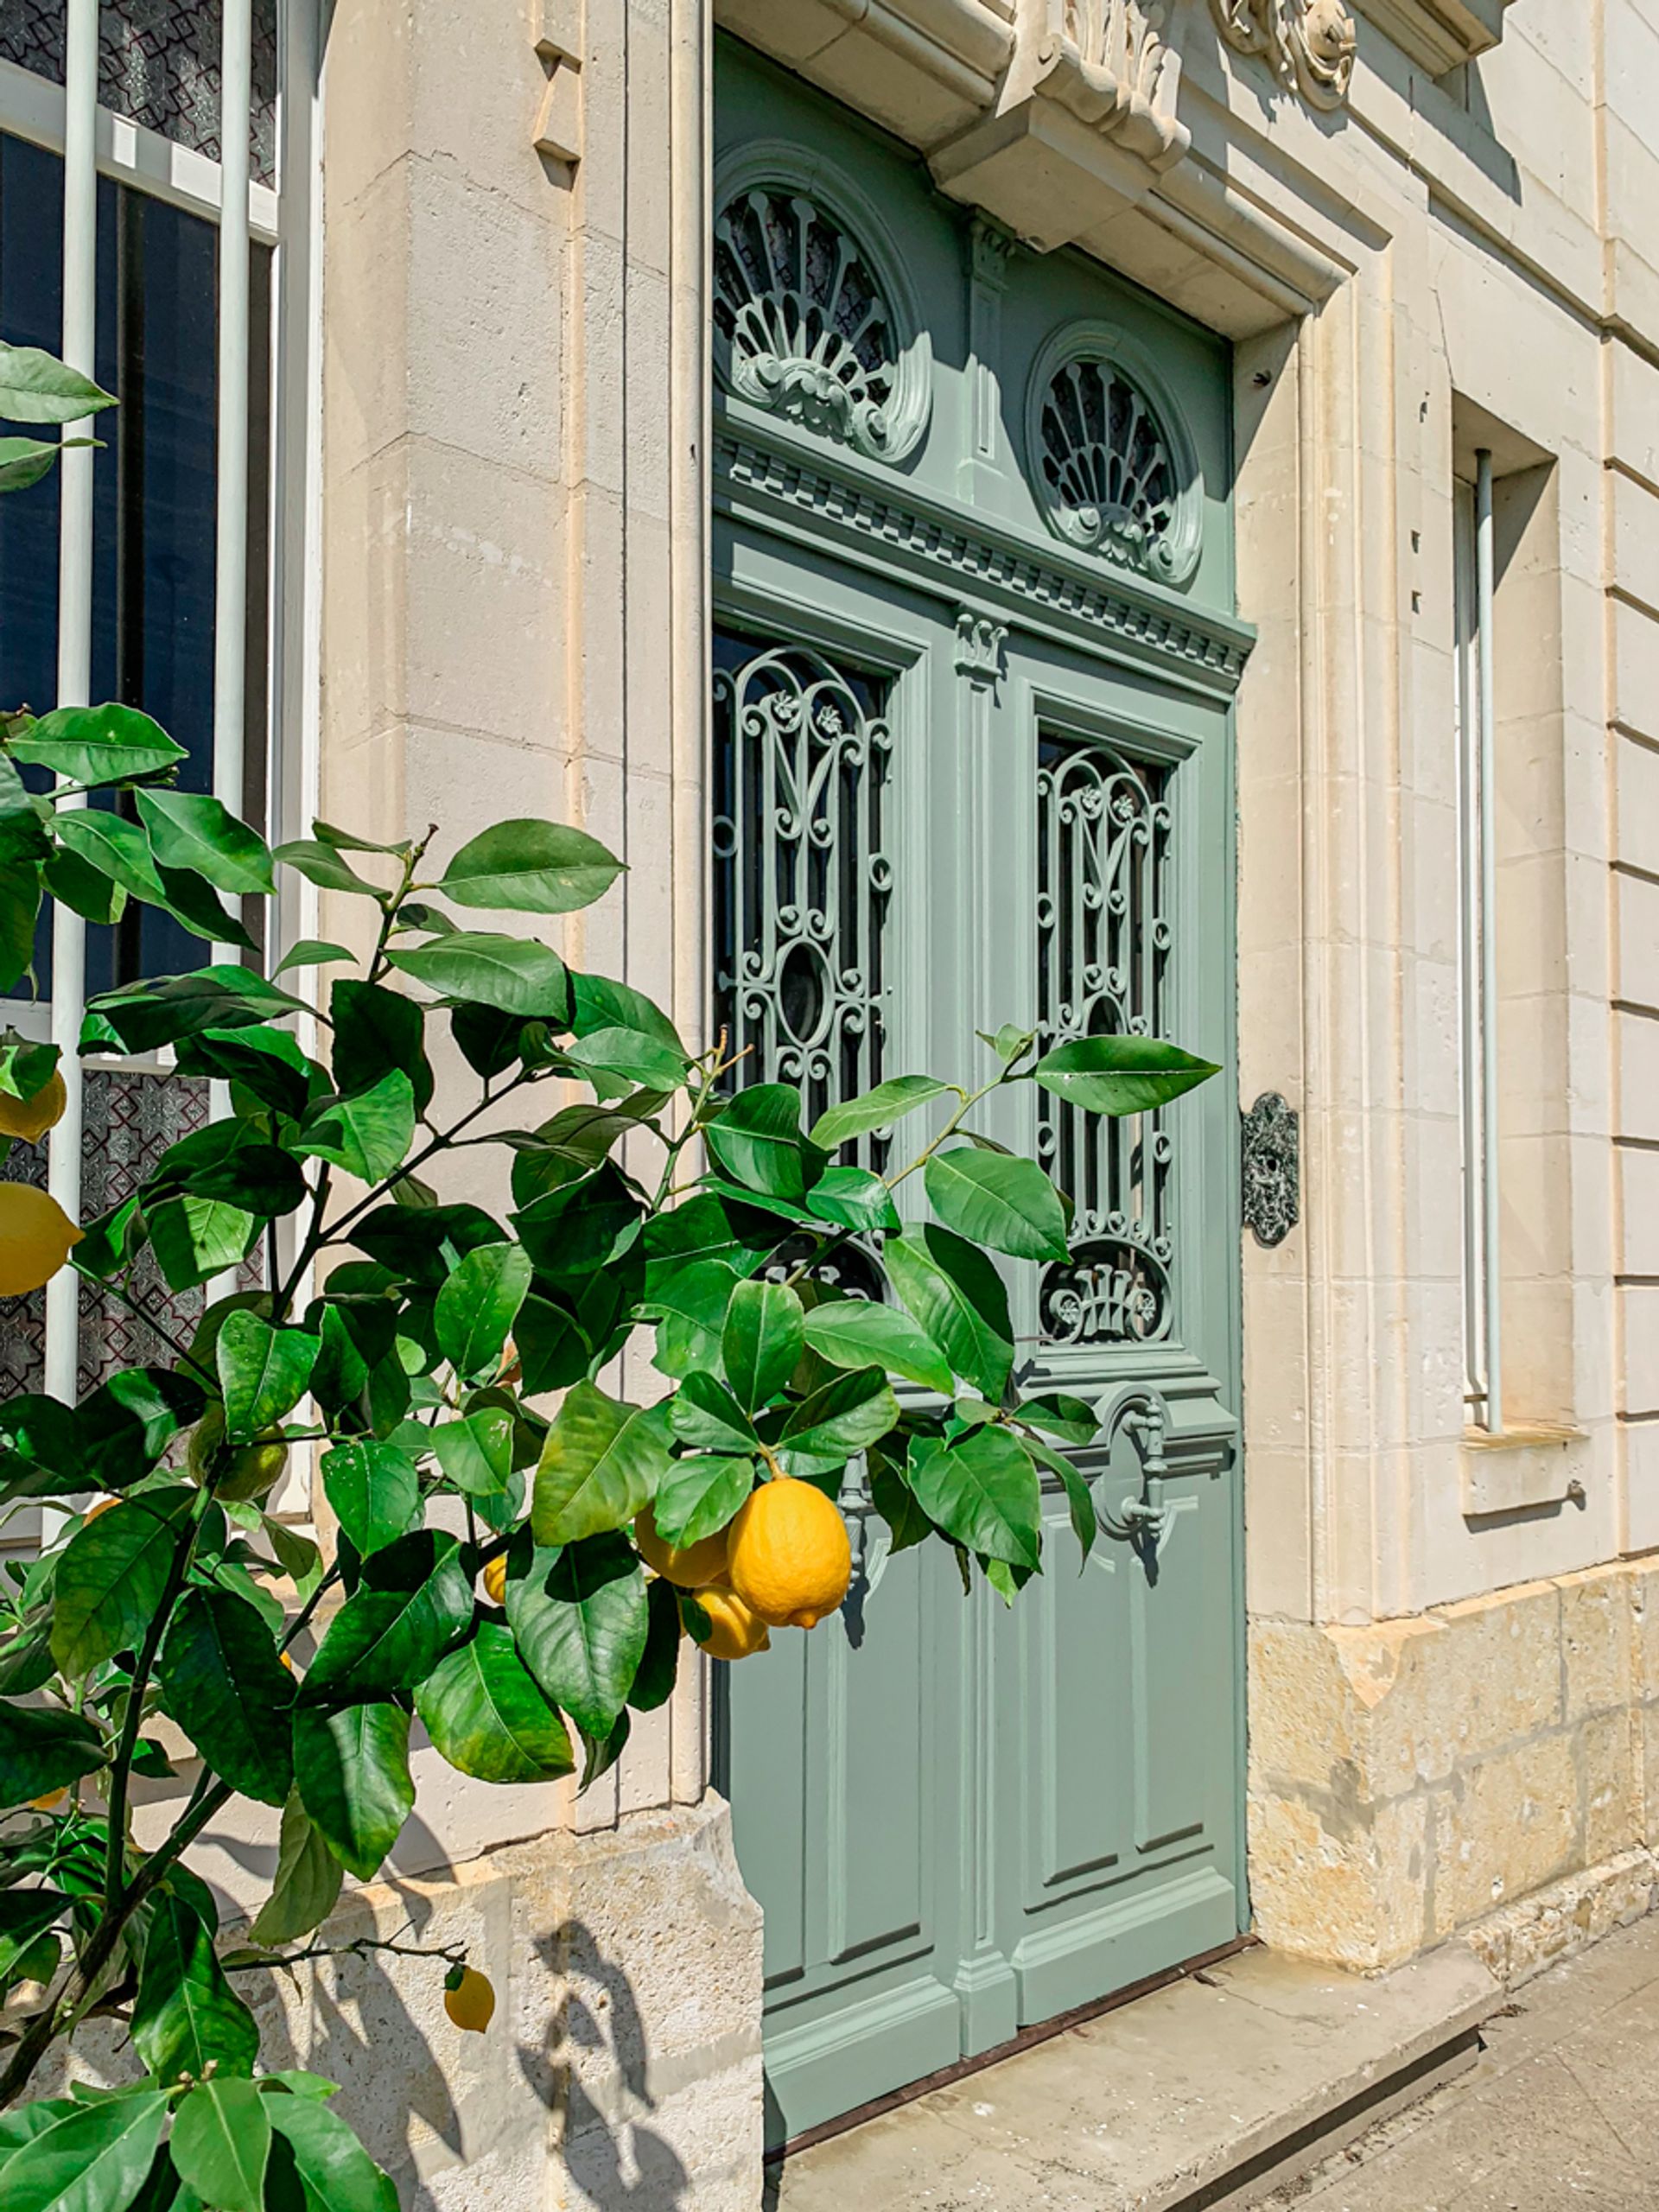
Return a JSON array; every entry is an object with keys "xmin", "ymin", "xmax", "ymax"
[{"xmin": 1259, "ymin": 1914, "xmax": 1659, "ymax": 2209}]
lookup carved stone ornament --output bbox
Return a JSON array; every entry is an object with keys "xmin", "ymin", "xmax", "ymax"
[
  {"xmin": 1209, "ymin": 0, "xmax": 1357, "ymax": 111},
  {"xmin": 712, "ymin": 149, "xmax": 931, "ymax": 465},
  {"xmin": 1241, "ymin": 1092, "xmax": 1300, "ymax": 1248},
  {"xmin": 1037, "ymin": 2, "xmax": 1191, "ymax": 173}
]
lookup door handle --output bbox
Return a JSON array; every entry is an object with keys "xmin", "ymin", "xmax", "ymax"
[{"xmin": 1099, "ymin": 1389, "xmax": 1173, "ymax": 1546}]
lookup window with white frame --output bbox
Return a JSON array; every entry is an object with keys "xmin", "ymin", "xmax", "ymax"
[
  {"xmin": 0, "ymin": 0, "xmax": 320, "ymax": 1408},
  {"xmin": 1454, "ymin": 454, "xmax": 1500, "ymax": 1433}
]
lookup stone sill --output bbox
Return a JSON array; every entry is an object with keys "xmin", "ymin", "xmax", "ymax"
[{"xmin": 1462, "ymin": 1421, "xmax": 1588, "ymax": 1519}]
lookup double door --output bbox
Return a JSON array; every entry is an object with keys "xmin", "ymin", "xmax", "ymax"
[{"xmin": 711, "ymin": 528, "xmax": 1245, "ymax": 2146}]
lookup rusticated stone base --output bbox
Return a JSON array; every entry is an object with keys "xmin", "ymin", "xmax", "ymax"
[
  {"xmin": 1249, "ymin": 1559, "xmax": 1659, "ymax": 1974},
  {"xmin": 1463, "ymin": 1847, "xmax": 1659, "ymax": 1988}
]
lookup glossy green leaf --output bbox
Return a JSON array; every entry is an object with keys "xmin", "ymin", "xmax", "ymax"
[
  {"xmin": 293, "ymin": 1702, "xmax": 415, "ymax": 1880},
  {"xmin": 75, "ymin": 1366, "xmax": 204, "ymax": 1489},
  {"xmin": 385, "ymin": 931, "xmax": 569, "ymax": 1018},
  {"xmin": 320, "ymin": 1440, "xmax": 422, "ymax": 1556},
  {"xmin": 132, "ymin": 1893, "xmax": 260, "ymax": 2083},
  {"xmin": 157, "ymin": 1587, "xmax": 295, "ymax": 1806},
  {"xmin": 430, "ymin": 1408, "xmax": 514, "ymax": 1497},
  {"xmin": 569, "ymin": 971, "xmax": 685, "ymax": 1052},
  {"xmin": 135, "ymin": 790, "xmax": 275, "ymax": 896},
  {"xmin": 330, "ymin": 980, "xmax": 435, "ymax": 1115},
  {"xmin": 884, "ymin": 1224, "xmax": 1014, "ymax": 1404},
  {"xmin": 434, "ymin": 1241, "xmax": 532, "ymax": 1379},
  {"xmin": 173, "ymin": 1022, "xmax": 322, "ymax": 1119},
  {"xmin": 41, "ymin": 839, "xmax": 125, "ymax": 924},
  {"xmin": 437, "ymin": 817, "xmax": 624, "ymax": 914},
  {"xmin": 169, "ymin": 2082, "xmax": 270, "ymax": 2212},
  {"xmin": 416, "ymin": 1621, "xmax": 575, "ymax": 1783},
  {"xmin": 82, "ymin": 967, "xmax": 308, "ymax": 1055},
  {"xmin": 808, "ymin": 1076, "xmax": 952, "ymax": 1152},
  {"xmin": 8, "ymin": 701, "xmax": 182, "ymax": 782},
  {"xmin": 0, "ymin": 434, "xmax": 71, "ymax": 492},
  {"xmin": 722, "ymin": 1279, "xmax": 805, "ymax": 1413},
  {"xmin": 250, "ymin": 1794, "xmax": 343, "ymax": 1947},
  {"xmin": 217, "ymin": 1312, "xmax": 320, "ymax": 1441},
  {"xmin": 642, "ymin": 1193, "xmax": 779, "ymax": 1296},
  {"xmin": 148, "ymin": 1193, "xmax": 259, "ymax": 1292},
  {"xmin": 1022, "ymin": 1434, "xmax": 1098, "ymax": 1561},
  {"xmin": 272, "ymin": 838, "xmax": 383, "ymax": 895},
  {"xmin": 295, "ymin": 1069, "xmax": 416, "ymax": 1186},
  {"xmin": 563, "ymin": 1025, "xmax": 688, "ymax": 1092},
  {"xmin": 0, "ymin": 340, "xmax": 116, "ymax": 424},
  {"xmin": 49, "ymin": 1486, "xmax": 194, "ymax": 1676},
  {"xmin": 0, "ymin": 1701, "xmax": 105, "ymax": 1800},
  {"xmin": 265, "ymin": 2088, "xmax": 399, "ymax": 2212},
  {"xmin": 906, "ymin": 1428, "xmax": 1042, "ymax": 1571},
  {"xmin": 0, "ymin": 2091, "xmax": 169, "ymax": 2212},
  {"xmin": 802, "ymin": 1300, "xmax": 953, "ymax": 1395},
  {"xmin": 302, "ymin": 1535, "xmax": 474, "ymax": 1703},
  {"xmin": 0, "ymin": 1891, "xmax": 67, "ymax": 1980},
  {"xmin": 531, "ymin": 1383, "xmax": 672, "ymax": 1545},
  {"xmin": 668, "ymin": 1371, "xmax": 757, "ymax": 1456},
  {"xmin": 703, "ymin": 1084, "xmax": 817, "ymax": 1200},
  {"xmin": 1031, "ymin": 1035, "xmax": 1220, "ymax": 1116},
  {"xmin": 650, "ymin": 1453, "xmax": 754, "ymax": 1549},
  {"xmin": 924, "ymin": 1147, "xmax": 1070, "ymax": 1263},
  {"xmin": 273, "ymin": 937, "xmax": 353, "ymax": 977},
  {"xmin": 779, "ymin": 1367, "xmax": 899, "ymax": 1465},
  {"xmin": 628, "ymin": 1574, "xmax": 683, "ymax": 1713},
  {"xmin": 506, "ymin": 1534, "xmax": 648, "ymax": 1739},
  {"xmin": 1016, "ymin": 1392, "xmax": 1100, "ymax": 1446},
  {"xmin": 804, "ymin": 1166, "xmax": 900, "ymax": 1236}
]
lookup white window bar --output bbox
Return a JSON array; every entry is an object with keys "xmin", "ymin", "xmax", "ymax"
[
  {"xmin": 43, "ymin": 0, "xmax": 100, "ymax": 1406},
  {"xmin": 1456, "ymin": 450, "xmax": 1502, "ymax": 1433},
  {"xmin": 11, "ymin": 3, "xmax": 321, "ymax": 1408}
]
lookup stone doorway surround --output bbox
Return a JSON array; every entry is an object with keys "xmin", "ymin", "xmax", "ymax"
[{"xmin": 711, "ymin": 0, "xmax": 1641, "ymax": 1987}]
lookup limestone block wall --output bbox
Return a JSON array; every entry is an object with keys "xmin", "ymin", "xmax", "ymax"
[{"xmin": 1249, "ymin": 1561, "xmax": 1659, "ymax": 1978}]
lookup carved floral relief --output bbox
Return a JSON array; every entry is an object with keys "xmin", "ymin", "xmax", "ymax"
[{"xmin": 1208, "ymin": 0, "xmax": 1357, "ymax": 110}]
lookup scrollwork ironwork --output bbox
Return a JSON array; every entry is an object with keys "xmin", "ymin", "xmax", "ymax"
[
  {"xmin": 712, "ymin": 634, "xmax": 894, "ymax": 1160},
  {"xmin": 1036, "ymin": 733, "xmax": 1178, "ymax": 1348}
]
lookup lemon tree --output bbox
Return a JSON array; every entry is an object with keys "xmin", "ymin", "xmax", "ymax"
[{"xmin": 0, "ymin": 352, "xmax": 1218, "ymax": 2211}]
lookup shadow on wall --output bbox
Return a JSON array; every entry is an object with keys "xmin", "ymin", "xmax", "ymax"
[{"xmin": 251, "ymin": 1908, "xmax": 690, "ymax": 2212}]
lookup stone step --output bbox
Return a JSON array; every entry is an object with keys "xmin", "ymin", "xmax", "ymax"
[{"xmin": 767, "ymin": 1942, "xmax": 1503, "ymax": 2212}]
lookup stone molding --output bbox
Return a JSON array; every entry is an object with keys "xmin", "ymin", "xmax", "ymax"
[
  {"xmin": 715, "ymin": 426, "xmax": 1253, "ymax": 688},
  {"xmin": 1352, "ymin": 0, "xmax": 1516, "ymax": 74}
]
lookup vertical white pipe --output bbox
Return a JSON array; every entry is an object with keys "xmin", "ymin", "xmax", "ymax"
[
  {"xmin": 213, "ymin": 0, "xmax": 253, "ymax": 847},
  {"xmin": 1456, "ymin": 492, "xmax": 1483, "ymax": 1421},
  {"xmin": 1476, "ymin": 449, "xmax": 1502, "ymax": 1434},
  {"xmin": 207, "ymin": 0, "xmax": 254, "ymax": 1301},
  {"xmin": 44, "ymin": 0, "xmax": 101, "ymax": 1407}
]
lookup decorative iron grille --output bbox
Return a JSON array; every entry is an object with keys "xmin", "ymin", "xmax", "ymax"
[
  {"xmin": 711, "ymin": 630, "xmax": 893, "ymax": 1156},
  {"xmin": 1035, "ymin": 730, "xmax": 1176, "ymax": 1346},
  {"xmin": 1035, "ymin": 354, "xmax": 1181, "ymax": 575},
  {"xmin": 0, "ymin": 1066, "xmax": 263, "ymax": 1400},
  {"xmin": 0, "ymin": 0, "xmax": 278, "ymax": 183}
]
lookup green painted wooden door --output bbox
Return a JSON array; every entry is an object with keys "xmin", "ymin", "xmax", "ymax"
[{"xmin": 711, "ymin": 37, "xmax": 1253, "ymax": 2146}]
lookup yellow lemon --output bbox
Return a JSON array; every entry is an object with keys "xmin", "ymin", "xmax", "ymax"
[
  {"xmin": 443, "ymin": 1967, "xmax": 495, "ymax": 2033},
  {"xmin": 727, "ymin": 1478, "xmax": 852, "ymax": 1630},
  {"xmin": 690, "ymin": 1583, "xmax": 771, "ymax": 1661},
  {"xmin": 633, "ymin": 1503, "xmax": 732, "ymax": 1591},
  {"xmin": 82, "ymin": 1497, "xmax": 119, "ymax": 1524},
  {"xmin": 0, "ymin": 1071, "xmax": 67, "ymax": 1144},
  {"xmin": 0, "ymin": 1184, "xmax": 82, "ymax": 1297},
  {"xmin": 279, "ymin": 1649, "xmax": 296, "ymax": 1675},
  {"xmin": 482, "ymin": 1554, "xmax": 508, "ymax": 1605},
  {"xmin": 29, "ymin": 1788, "xmax": 68, "ymax": 1812}
]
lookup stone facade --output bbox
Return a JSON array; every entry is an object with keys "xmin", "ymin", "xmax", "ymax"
[{"xmin": 153, "ymin": 0, "xmax": 1659, "ymax": 2202}]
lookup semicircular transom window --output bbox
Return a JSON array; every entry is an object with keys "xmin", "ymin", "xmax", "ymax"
[
  {"xmin": 1034, "ymin": 353, "xmax": 1198, "ymax": 584},
  {"xmin": 713, "ymin": 183, "xmax": 927, "ymax": 464}
]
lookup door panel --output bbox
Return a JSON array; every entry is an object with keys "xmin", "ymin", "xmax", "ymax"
[{"xmin": 712, "ymin": 32, "xmax": 1249, "ymax": 2150}]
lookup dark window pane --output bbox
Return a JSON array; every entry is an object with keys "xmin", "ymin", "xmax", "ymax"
[{"xmin": 0, "ymin": 130, "xmax": 272, "ymax": 995}]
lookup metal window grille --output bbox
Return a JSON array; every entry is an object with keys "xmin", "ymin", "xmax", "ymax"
[{"xmin": 0, "ymin": 0, "xmax": 321, "ymax": 1411}]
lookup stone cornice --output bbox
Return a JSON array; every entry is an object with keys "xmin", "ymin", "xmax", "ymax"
[
  {"xmin": 1352, "ymin": 0, "xmax": 1516, "ymax": 73},
  {"xmin": 715, "ymin": 423, "xmax": 1254, "ymax": 695}
]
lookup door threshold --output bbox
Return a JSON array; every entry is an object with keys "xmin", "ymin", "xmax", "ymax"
[{"xmin": 766, "ymin": 1933, "xmax": 1258, "ymax": 2165}]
